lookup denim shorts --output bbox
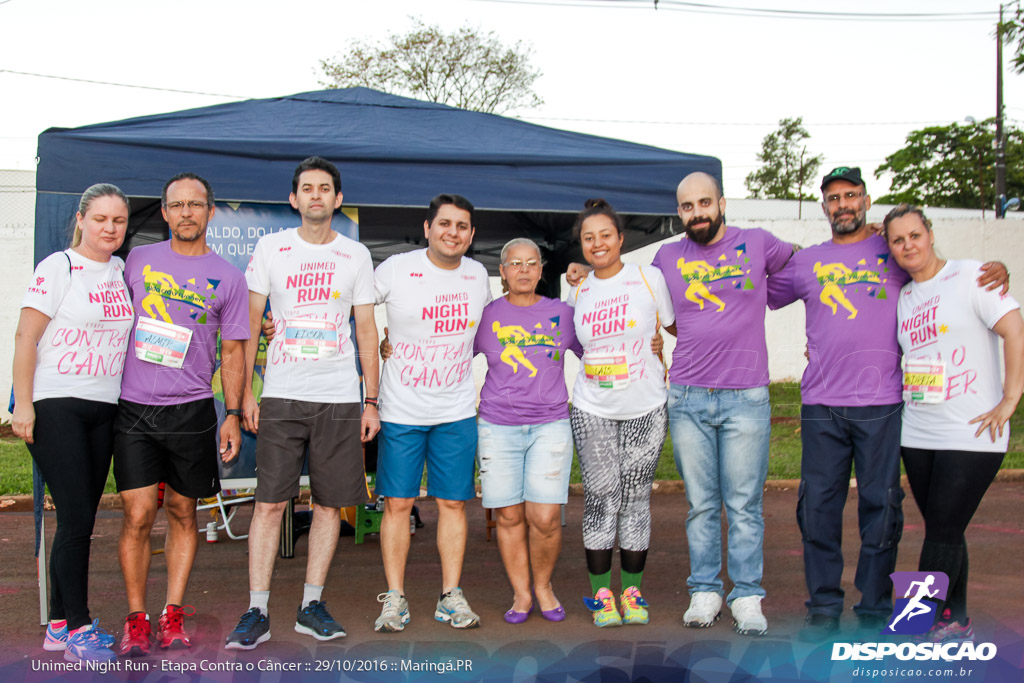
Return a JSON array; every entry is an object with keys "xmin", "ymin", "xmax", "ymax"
[
  {"xmin": 477, "ymin": 417, "xmax": 573, "ymax": 508},
  {"xmin": 376, "ymin": 417, "xmax": 477, "ymax": 501}
]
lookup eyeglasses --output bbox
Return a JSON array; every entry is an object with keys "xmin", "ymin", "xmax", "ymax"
[
  {"xmin": 165, "ymin": 200, "xmax": 209, "ymax": 212},
  {"xmin": 824, "ymin": 191, "xmax": 863, "ymax": 205},
  {"xmin": 504, "ymin": 259, "xmax": 541, "ymax": 270}
]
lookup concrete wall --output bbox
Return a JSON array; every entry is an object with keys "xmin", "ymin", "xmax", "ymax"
[{"xmin": 0, "ymin": 170, "xmax": 37, "ymax": 419}]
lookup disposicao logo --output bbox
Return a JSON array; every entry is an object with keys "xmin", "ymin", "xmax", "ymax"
[
  {"xmin": 831, "ymin": 571, "xmax": 998, "ymax": 663},
  {"xmin": 887, "ymin": 571, "xmax": 948, "ymax": 635}
]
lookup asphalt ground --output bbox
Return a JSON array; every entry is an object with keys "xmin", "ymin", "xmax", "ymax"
[{"xmin": 0, "ymin": 483, "xmax": 1022, "ymax": 683}]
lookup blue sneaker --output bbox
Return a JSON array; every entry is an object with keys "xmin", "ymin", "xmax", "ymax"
[
  {"xmin": 225, "ymin": 608, "xmax": 271, "ymax": 650},
  {"xmin": 64, "ymin": 621, "xmax": 116, "ymax": 663},
  {"xmin": 295, "ymin": 600, "xmax": 345, "ymax": 641},
  {"xmin": 43, "ymin": 622, "xmax": 68, "ymax": 651}
]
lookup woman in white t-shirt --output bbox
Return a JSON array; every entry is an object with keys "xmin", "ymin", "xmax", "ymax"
[
  {"xmin": 12, "ymin": 184, "xmax": 135, "ymax": 662},
  {"xmin": 567, "ymin": 199, "xmax": 675, "ymax": 628},
  {"xmin": 885, "ymin": 204, "xmax": 1024, "ymax": 643}
]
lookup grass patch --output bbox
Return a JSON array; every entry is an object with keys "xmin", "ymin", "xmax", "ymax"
[{"xmin": 1, "ymin": 381, "xmax": 1022, "ymax": 495}]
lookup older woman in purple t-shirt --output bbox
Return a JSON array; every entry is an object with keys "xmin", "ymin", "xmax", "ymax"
[{"xmin": 475, "ymin": 238, "xmax": 581, "ymax": 624}]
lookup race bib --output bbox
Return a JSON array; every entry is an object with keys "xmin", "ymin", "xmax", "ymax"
[
  {"xmin": 903, "ymin": 359, "xmax": 945, "ymax": 404},
  {"xmin": 283, "ymin": 318, "xmax": 339, "ymax": 359},
  {"xmin": 583, "ymin": 353, "xmax": 630, "ymax": 390},
  {"xmin": 134, "ymin": 318, "xmax": 192, "ymax": 369}
]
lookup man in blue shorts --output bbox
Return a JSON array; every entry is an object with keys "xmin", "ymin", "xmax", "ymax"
[{"xmin": 372, "ymin": 194, "xmax": 491, "ymax": 632}]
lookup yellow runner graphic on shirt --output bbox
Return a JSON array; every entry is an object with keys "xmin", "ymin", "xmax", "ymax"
[
  {"xmin": 493, "ymin": 320, "xmax": 557, "ymax": 377},
  {"xmin": 141, "ymin": 264, "xmax": 208, "ymax": 324},
  {"xmin": 813, "ymin": 261, "xmax": 882, "ymax": 320},
  {"xmin": 676, "ymin": 257, "xmax": 744, "ymax": 312}
]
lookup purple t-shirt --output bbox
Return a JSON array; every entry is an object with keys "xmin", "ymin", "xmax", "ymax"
[
  {"xmin": 120, "ymin": 241, "xmax": 250, "ymax": 406},
  {"xmin": 652, "ymin": 226, "xmax": 792, "ymax": 389},
  {"xmin": 475, "ymin": 296, "xmax": 581, "ymax": 425},
  {"xmin": 767, "ymin": 233, "xmax": 910, "ymax": 406}
]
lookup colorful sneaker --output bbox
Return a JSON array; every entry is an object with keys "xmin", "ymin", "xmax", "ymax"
[
  {"xmin": 64, "ymin": 620, "xmax": 116, "ymax": 663},
  {"xmin": 928, "ymin": 619, "xmax": 974, "ymax": 643},
  {"xmin": 155, "ymin": 604, "xmax": 193, "ymax": 649},
  {"xmin": 225, "ymin": 608, "xmax": 271, "ymax": 650},
  {"xmin": 434, "ymin": 587, "xmax": 480, "ymax": 629},
  {"xmin": 620, "ymin": 586, "xmax": 649, "ymax": 625},
  {"xmin": 295, "ymin": 600, "xmax": 346, "ymax": 640},
  {"xmin": 683, "ymin": 591, "xmax": 723, "ymax": 628},
  {"xmin": 374, "ymin": 590, "xmax": 410, "ymax": 633},
  {"xmin": 43, "ymin": 622, "xmax": 69, "ymax": 652},
  {"xmin": 729, "ymin": 595, "xmax": 768, "ymax": 636},
  {"xmin": 584, "ymin": 587, "xmax": 622, "ymax": 628},
  {"xmin": 119, "ymin": 612, "xmax": 151, "ymax": 657}
]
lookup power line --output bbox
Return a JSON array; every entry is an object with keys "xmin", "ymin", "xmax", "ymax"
[
  {"xmin": 473, "ymin": 0, "xmax": 999, "ymax": 22},
  {"xmin": 0, "ymin": 69, "xmax": 250, "ymax": 99},
  {"xmin": 519, "ymin": 115, "xmax": 953, "ymax": 127}
]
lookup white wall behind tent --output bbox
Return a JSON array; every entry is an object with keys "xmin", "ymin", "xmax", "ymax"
[{"xmin": 3, "ymin": 177, "xmax": 1022, "ymax": 419}]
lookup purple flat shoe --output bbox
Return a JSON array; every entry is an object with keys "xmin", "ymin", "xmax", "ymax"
[
  {"xmin": 504, "ymin": 604, "xmax": 533, "ymax": 624},
  {"xmin": 540, "ymin": 604, "xmax": 566, "ymax": 622}
]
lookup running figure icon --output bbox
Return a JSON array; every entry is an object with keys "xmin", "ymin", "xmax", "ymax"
[{"xmin": 888, "ymin": 574, "xmax": 939, "ymax": 631}]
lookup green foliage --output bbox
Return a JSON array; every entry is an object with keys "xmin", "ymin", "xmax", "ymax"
[
  {"xmin": 1001, "ymin": 1, "xmax": 1024, "ymax": 75},
  {"xmin": 318, "ymin": 18, "xmax": 543, "ymax": 114},
  {"xmin": 745, "ymin": 117, "xmax": 824, "ymax": 201},
  {"xmin": 874, "ymin": 119, "xmax": 1024, "ymax": 209}
]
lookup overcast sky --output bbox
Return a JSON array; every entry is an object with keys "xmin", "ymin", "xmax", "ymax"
[{"xmin": 2, "ymin": 0, "xmax": 1022, "ymax": 198}]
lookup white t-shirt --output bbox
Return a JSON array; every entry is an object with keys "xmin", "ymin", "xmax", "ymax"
[
  {"xmin": 897, "ymin": 259, "xmax": 1021, "ymax": 452},
  {"xmin": 568, "ymin": 263, "xmax": 675, "ymax": 420},
  {"xmin": 22, "ymin": 249, "xmax": 134, "ymax": 403},
  {"xmin": 245, "ymin": 229, "xmax": 374, "ymax": 403},
  {"xmin": 374, "ymin": 249, "xmax": 491, "ymax": 425}
]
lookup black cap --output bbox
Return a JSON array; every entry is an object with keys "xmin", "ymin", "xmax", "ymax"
[{"xmin": 821, "ymin": 166, "xmax": 865, "ymax": 191}]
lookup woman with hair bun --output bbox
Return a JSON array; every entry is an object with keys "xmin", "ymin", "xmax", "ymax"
[
  {"xmin": 12, "ymin": 184, "xmax": 135, "ymax": 662},
  {"xmin": 567, "ymin": 199, "xmax": 674, "ymax": 628}
]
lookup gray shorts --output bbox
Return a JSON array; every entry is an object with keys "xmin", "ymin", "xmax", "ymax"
[{"xmin": 254, "ymin": 398, "xmax": 367, "ymax": 508}]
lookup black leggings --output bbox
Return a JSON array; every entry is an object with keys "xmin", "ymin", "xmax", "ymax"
[
  {"xmin": 901, "ymin": 447, "xmax": 1004, "ymax": 624},
  {"xmin": 27, "ymin": 397, "xmax": 117, "ymax": 630}
]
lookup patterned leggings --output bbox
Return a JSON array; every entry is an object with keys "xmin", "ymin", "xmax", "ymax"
[{"xmin": 571, "ymin": 405, "xmax": 668, "ymax": 552}]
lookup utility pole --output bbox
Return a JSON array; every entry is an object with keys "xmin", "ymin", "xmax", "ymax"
[{"xmin": 996, "ymin": 3, "xmax": 1007, "ymax": 218}]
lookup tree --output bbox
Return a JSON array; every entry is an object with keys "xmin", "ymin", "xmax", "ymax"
[
  {"xmin": 873, "ymin": 119, "xmax": 1024, "ymax": 210},
  {"xmin": 318, "ymin": 19, "xmax": 543, "ymax": 114},
  {"xmin": 1000, "ymin": 1, "xmax": 1024, "ymax": 74},
  {"xmin": 745, "ymin": 117, "xmax": 824, "ymax": 202}
]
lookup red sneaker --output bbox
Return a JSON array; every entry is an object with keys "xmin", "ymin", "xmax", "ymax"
[
  {"xmin": 156, "ymin": 605, "xmax": 194, "ymax": 649},
  {"xmin": 119, "ymin": 612, "xmax": 151, "ymax": 657}
]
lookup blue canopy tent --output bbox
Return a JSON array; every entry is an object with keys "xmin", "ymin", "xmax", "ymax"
[{"xmin": 35, "ymin": 87, "xmax": 721, "ymax": 285}]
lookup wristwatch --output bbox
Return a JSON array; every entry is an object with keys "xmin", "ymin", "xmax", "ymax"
[{"xmin": 225, "ymin": 409, "xmax": 243, "ymax": 418}]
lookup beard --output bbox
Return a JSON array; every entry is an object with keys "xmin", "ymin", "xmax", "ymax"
[
  {"xmin": 683, "ymin": 211, "xmax": 725, "ymax": 245},
  {"xmin": 829, "ymin": 209, "xmax": 865, "ymax": 234}
]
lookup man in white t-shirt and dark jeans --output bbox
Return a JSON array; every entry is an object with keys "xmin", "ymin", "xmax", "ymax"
[
  {"xmin": 373, "ymin": 194, "xmax": 491, "ymax": 632},
  {"xmin": 225, "ymin": 157, "xmax": 380, "ymax": 650}
]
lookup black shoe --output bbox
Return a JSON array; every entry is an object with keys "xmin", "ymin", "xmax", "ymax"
[
  {"xmin": 225, "ymin": 608, "xmax": 270, "ymax": 650},
  {"xmin": 856, "ymin": 613, "xmax": 888, "ymax": 636},
  {"xmin": 295, "ymin": 600, "xmax": 346, "ymax": 641},
  {"xmin": 798, "ymin": 614, "xmax": 840, "ymax": 642}
]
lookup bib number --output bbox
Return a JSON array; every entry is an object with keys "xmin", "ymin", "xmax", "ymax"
[
  {"xmin": 583, "ymin": 353, "xmax": 630, "ymax": 390},
  {"xmin": 903, "ymin": 359, "xmax": 945, "ymax": 404},
  {"xmin": 134, "ymin": 318, "xmax": 192, "ymax": 369},
  {"xmin": 283, "ymin": 318, "xmax": 339, "ymax": 359}
]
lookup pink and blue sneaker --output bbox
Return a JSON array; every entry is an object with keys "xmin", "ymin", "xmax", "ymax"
[
  {"xmin": 64, "ymin": 621, "xmax": 117, "ymax": 663},
  {"xmin": 43, "ymin": 622, "xmax": 68, "ymax": 651}
]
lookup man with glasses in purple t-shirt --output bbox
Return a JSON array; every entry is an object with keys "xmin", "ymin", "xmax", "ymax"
[{"xmin": 767, "ymin": 166, "xmax": 1007, "ymax": 642}]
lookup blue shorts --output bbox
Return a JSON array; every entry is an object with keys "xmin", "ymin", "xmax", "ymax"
[
  {"xmin": 477, "ymin": 417, "xmax": 573, "ymax": 508},
  {"xmin": 377, "ymin": 417, "xmax": 477, "ymax": 501}
]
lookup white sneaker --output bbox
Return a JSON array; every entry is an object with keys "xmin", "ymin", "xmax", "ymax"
[
  {"xmin": 374, "ymin": 590, "xmax": 410, "ymax": 633},
  {"xmin": 434, "ymin": 587, "xmax": 480, "ymax": 629},
  {"xmin": 683, "ymin": 592, "xmax": 723, "ymax": 628},
  {"xmin": 729, "ymin": 595, "xmax": 768, "ymax": 636}
]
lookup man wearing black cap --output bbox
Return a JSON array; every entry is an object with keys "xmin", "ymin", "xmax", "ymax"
[{"xmin": 767, "ymin": 167, "xmax": 1007, "ymax": 641}]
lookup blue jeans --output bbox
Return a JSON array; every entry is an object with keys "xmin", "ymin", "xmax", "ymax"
[
  {"xmin": 798, "ymin": 404, "xmax": 904, "ymax": 619},
  {"xmin": 477, "ymin": 418, "xmax": 573, "ymax": 508},
  {"xmin": 668, "ymin": 384, "xmax": 770, "ymax": 603}
]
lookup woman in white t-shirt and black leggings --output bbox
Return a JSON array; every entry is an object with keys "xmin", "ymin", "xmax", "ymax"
[
  {"xmin": 12, "ymin": 184, "xmax": 135, "ymax": 662},
  {"xmin": 885, "ymin": 204, "xmax": 1024, "ymax": 643},
  {"xmin": 567, "ymin": 199, "xmax": 675, "ymax": 628}
]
